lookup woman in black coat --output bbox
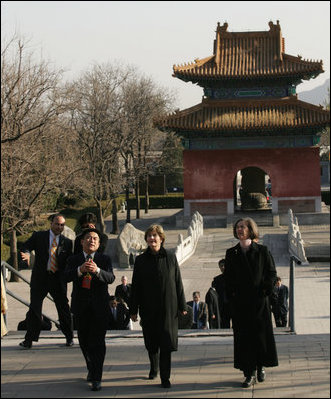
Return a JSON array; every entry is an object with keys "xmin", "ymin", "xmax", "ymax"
[
  {"xmin": 224, "ymin": 218, "xmax": 278, "ymax": 388},
  {"xmin": 130, "ymin": 224, "xmax": 187, "ymax": 389}
]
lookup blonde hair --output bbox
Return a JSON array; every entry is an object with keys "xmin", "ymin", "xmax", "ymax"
[
  {"xmin": 144, "ymin": 224, "xmax": 166, "ymax": 245},
  {"xmin": 233, "ymin": 218, "xmax": 259, "ymax": 240}
]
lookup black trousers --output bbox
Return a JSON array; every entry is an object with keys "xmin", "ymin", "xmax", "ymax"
[
  {"xmin": 75, "ymin": 309, "xmax": 108, "ymax": 382},
  {"xmin": 274, "ymin": 311, "xmax": 287, "ymax": 327},
  {"xmin": 220, "ymin": 303, "xmax": 231, "ymax": 328},
  {"xmin": 25, "ymin": 272, "xmax": 72, "ymax": 342},
  {"xmin": 148, "ymin": 350, "xmax": 171, "ymax": 381}
]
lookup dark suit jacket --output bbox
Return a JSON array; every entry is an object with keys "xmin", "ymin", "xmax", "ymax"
[
  {"xmin": 22, "ymin": 230, "xmax": 73, "ymax": 284},
  {"xmin": 205, "ymin": 287, "xmax": 220, "ymax": 328},
  {"xmin": 271, "ymin": 284, "xmax": 289, "ymax": 315},
  {"xmin": 213, "ymin": 273, "xmax": 229, "ymax": 310},
  {"xmin": 187, "ymin": 300, "xmax": 208, "ymax": 328},
  {"xmin": 108, "ymin": 303, "xmax": 130, "ymax": 330},
  {"xmin": 64, "ymin": 252, "xmax": 115, "ymax": 317},
  {"xmin": 114, "ymin": 284, "xmax": 132, "ymax": 306}
]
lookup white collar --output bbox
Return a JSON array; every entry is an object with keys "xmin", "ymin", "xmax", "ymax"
[{"xmin": 83, "ymin": 251, "xmax": 95, "ymax": 259}]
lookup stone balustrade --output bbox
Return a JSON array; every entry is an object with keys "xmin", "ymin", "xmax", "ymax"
[
  {"xmin": 175, "ymin": 211, "xmax": 204, "ymax": 265},
  {"xmin": 288, "ymin": 208, "xmax": 309, "ymax": 265}
]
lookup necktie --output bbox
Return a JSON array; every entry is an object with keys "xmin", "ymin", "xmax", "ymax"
[
  {"xmin": 50, "ymin": 236, "xmax": 58, "ymax": 273},
  {"xmin": 194, "ymin": 303, "xmax": 198, "ymax": 323},
  {"xmin": 82, "ymin": 254, "xmax": 92, "ymax": 289}
]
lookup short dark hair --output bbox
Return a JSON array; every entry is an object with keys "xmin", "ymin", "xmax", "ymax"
[
  {"xmin": 48, "ymin": 213, "xmax": 66, "ymax": 222},
  {"xmin": 78, "ymin": 212, "xmax": 97, "ymax": 227},
  {"xmin": 218, "ymin": 259, "xmax": 225, "ymax": 267},
  {"xmin": 80, "ymin": 228, "xmax": 101, "ymax": 241}
]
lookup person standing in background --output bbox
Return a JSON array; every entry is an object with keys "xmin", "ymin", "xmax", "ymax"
[
  {"xmin": 115, "ymin": 275, "xmax": 131, "ymax": 307},
  {"xmin": 187, "ymin": 291, "xmax": 208, "ymax": 329},
  {"xmin": 271, "ymin": 276, "xmax": 289, "ymax": 327},
  {"xmin": 213, "ymin": 259, "xmax": 232, "ymax": 328},
  {"xmin": 205, "ymin": 284, "xmax": 220, "ymax": 329}
]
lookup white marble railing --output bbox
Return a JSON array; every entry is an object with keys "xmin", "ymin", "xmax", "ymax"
[
  {"xmin": 288, "ymin": 209, "xmax": 309, "ymax": 265},
  {"xmin": 175, "ymin": 211, "xmax": 203, "ymax": 265}
]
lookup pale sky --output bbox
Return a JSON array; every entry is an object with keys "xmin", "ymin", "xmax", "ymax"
[{"xmin": 2, "ymin": 1, "xmax": 330, "ymax": 109}]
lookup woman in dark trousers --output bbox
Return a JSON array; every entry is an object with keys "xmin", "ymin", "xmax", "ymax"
[
  {"xmin": 224, "ymin": 217, "xmax": 278, "ymax": 388},
  {"xmin": 130, "ymin": 224, "xmax": 187, "ymax": 389}
]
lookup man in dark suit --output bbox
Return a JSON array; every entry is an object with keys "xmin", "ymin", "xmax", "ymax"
[
  {"xmin": 64, "ymin": 228, "xmax": 115, "ymax": 392},
  {"xmin": 114, "ymin": 275, "xmax": 131, "ymax": 307},
  {"xmin": 19, "ymin": 214, "xmax": 74, "ymax": 349},
  {"xmin": 270, "ymin": 276, "xmax": 289, "ymax": 327},
  {"xmin": 213, "ymin": 259, "xmax": 232, "ymax": 328},
  {"xmin": 205, "ymin": 285, "xmax": 220, "ymax": 329},
  {"xmin": 107, "ymin": 295, "xmax": 130, "ymax": 330},
  {"xmin": 187, "ymin": 291, "xmax": 208, "ymax": 329}
]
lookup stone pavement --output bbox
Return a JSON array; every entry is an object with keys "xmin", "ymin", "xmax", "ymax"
[{"xmin": 1, "ymin": 209, "xmax": 330, "ymax": 397}]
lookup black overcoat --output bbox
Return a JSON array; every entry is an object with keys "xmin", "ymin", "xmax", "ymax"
[
  {"xmin": 130, "ymin": 247, "xmax": 187, "ymax": 352},
  {"xmin": 224, "ymin": 242, "xmax": 278, "ymax": 371},
  {"xmin": 205, "ymin": 287, "xmax": 221, "ymax": 329}
]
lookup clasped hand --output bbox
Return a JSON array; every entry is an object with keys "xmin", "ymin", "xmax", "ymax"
[{"xmin": 80, "ymin": 259, "xmax": 97, "ymax": 274}]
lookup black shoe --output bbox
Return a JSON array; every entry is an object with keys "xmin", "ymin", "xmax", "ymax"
[
  {"xmin": 242, "ymin": 376, "xmax": 256, "ymax": 388},
  {"xmin": 257, "ymin": 367, "xmax": 266, "ymax": 382},
  {"xmin": 161, "ymin": 379, "xmax": 171, "ymax": 388},
  {"xmin": 19, "ymin": 340, "xmax": 32, "ymax": 349},
  {"xmin": 66, "ymin": 339, "xmax": 74, "ymax": 347},
  {"xmin": 86, "ymin": 372, "xmax": 92, "ymax": 382},
  {"xmin": 148, "ymin": 372, "xmax": 157, "ymax": 380},
  {"xmin": 91, "ymin": 381, "xmax": 101, "ymax": 391}
]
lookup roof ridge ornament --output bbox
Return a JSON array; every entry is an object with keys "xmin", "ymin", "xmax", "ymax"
[
  {"xmin": 216, "ymin": 21, "xmax": 228, "ymax": 33},
  {"xmin": 268, "ymin": 20, "xmax": 281, "ymax": 32},
  {"xmin": 215, "ymin": 22, "xmax": 228, "ymax": 66}
]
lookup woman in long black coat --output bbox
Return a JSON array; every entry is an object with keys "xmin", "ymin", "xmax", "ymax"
[
  {"xmin": 224, "ymin": 218, "xmax": 278, "ymax": 388},
  {"xmin": 130, "ymin": 224, "xmax": 187, "ymax": 389}
]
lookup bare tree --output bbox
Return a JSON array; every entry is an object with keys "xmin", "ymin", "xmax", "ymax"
[
  {"xmin": 1, "ymin": 37, "xmax": 66, "ymax": 144},
  {"xmin": 68, "ymin": 62, "xmax": 132, "ymax": 233},
  {"xmin": 1, "ymin": 35, "xmax": 71, "ymax": 279},
  {"xmin": 120, "ymin": 72, "xmax": 174, "ymax": 219}
]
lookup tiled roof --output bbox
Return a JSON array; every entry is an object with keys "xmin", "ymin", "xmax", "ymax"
[
  {"xmin": 155, "ymin": 97, "xmax": 330, "ymax": 132},
  {"xmin": 173, "ymin": 21, "xmax": 323, "ymax": 81}
]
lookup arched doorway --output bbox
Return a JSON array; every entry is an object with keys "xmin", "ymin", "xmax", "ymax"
[{"xmin": 233, "ymin": 167, "xmax": 271, "ymax": 211}]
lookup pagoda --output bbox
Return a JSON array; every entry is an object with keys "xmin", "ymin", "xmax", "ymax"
[{"xmin": 156, "ymin": 21, "xmax": 330, "ymax": 218}]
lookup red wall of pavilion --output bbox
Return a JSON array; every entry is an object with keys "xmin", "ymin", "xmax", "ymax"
[{"xmin": 183, "ymin": 147, "xmax": 320, "ymax": 213}]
